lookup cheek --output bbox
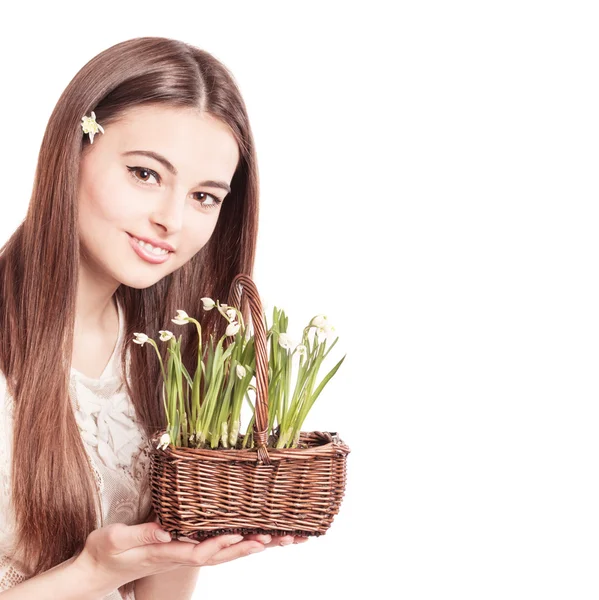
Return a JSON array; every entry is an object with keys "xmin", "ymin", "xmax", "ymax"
[
  {"xmin": 79, "ymin": 173, "xmax": 135, "ymax": 225},
  {"xmin": 178, "ymin": 214, "xmax": 221, "ymax": 256}
]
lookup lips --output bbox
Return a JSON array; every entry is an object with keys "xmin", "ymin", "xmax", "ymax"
[
  {"xmin": 127, "ymin": 233, "xmax": 173, "ymax": 265},
  {"xmin": 127, "ymin": 232, "xmax": 176, "ymax": 253}
]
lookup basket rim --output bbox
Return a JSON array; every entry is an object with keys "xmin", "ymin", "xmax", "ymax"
[{"xmin": 149, "ymin": 429, "xmax": 351, "ymax": 462}]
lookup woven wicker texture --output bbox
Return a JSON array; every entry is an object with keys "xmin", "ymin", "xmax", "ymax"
[{"xmin": 149, "ymin": 273, "xmax": 350, "ymax": 540}]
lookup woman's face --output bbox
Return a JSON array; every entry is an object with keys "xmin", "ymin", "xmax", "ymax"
[{"xmin": 77, "ymin": 104, "xmax": 240, "ymax": 289}]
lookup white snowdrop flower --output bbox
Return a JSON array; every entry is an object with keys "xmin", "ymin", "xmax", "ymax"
[
  {"xmin": 320, "ymin": 323, "xmax": 336, "ymax": 339},
  {"xmin": 133, "ymin": 333, "xmax": 149, "ymax": 346},
  {"xmin": 295, "ymin": 344, "xmax": 307, "ymax": 356},
  {"xmin": 201, "ymin": 297, "xmax": 215, "ymax": 311},
  {"xmin": 236, "ymin": 364, "xmax": 247, "ymax": 379},
  {"xmin": 316, "ymin": 323, "xmax": 336, "ymax": 342},
  {"xmin": 278, "ymin": 332, "xmax": 294, "ymax": 350},
  {"xmin": 159, "ymin": 330, "xmax": 174, "ymax": 342},
  {"xmin": 310, "ymin": 315, "xmax": 328, "ymax": 329},
  {"xmin": 171, "ymin": 309, "xmax": 190, "ymax": 325},
  {"xmin": 80, "ymin": 111, "xmax": 104, "ymax": 144},
  {"xmin": 226, "ymin": 308, "xmax": 237, "ymax": 322},
  {"xmin": 156, "ymin": 432, "xmax": 171, "ymax": 450},
  {"xmin": 226, "ymin": 321, "xmax": 240, "ymax": 337},
  {"xmin": 309, "ymin": 313, "xmax": 335, "ymax": 342},
  {"xmin": 220, "ymin": 303, "xmax": 229, "ymax": 309}
]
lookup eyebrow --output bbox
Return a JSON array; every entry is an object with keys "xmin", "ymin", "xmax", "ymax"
[{"xmin": 121, "ymin": 150, "xmax": 231, "ymax": 194}]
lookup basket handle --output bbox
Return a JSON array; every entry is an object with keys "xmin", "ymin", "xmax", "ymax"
[{"xmin": 227, "ymin": 274, "xmax": 271, "ymax": 465}]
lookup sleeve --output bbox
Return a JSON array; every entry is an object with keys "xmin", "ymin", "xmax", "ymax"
[{"xmin": 0, "ymin": 372, "xmax": 29, "ymax": 591}]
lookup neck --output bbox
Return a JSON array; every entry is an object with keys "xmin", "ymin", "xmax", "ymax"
[{"xmin": 75, "ymin": 261, "xmax": 120, "ymax": 334}]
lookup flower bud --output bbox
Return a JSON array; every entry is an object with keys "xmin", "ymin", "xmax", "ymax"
[
  {"xmin": 171, "ymin": 309, "xmax": 190, "ymax": 325},
  {"xmin": 132, "ymin": 333, "xmax": 149, "ymax": 346},
  {"xmin": 201, "ymin": 297, "xmax": 215, "ymax": 311},
  {"xmin": 295, "ymin": 344, "xmax": 307, "ymax": 356},
  {"xmin": 156, "ymin": 432, "xmax": 171, "ymax": 450},
  {"xmin": 278, "ymin": 333, "xmax": 293, "ymax": 350},
  {"xmin": 226, "ymin": 321, "xmax": 240, "ymax": 337}
]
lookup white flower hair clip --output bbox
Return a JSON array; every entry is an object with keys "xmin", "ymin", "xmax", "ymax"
[{"xmin": 80, "ymin": 111, "xmax": 104, "ymax": 144}]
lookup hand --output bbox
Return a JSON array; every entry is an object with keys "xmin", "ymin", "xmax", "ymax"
[
  {"xmin": 240, "ymin": 532, "xmax": 311, "ymax": 548},
  {"xmin": 192, "ymin": 532, "xmax": 309, "ymax": 566},
  {"xmin": 72, "ymin": 521, "xmax": 262, "ymax": 596},
  {"xmin": 145, "ymin": 511, "xmax": 309, "ymax": 559}
]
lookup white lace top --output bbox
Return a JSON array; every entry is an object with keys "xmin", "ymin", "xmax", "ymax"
[{"xmin": 0, "ymin": 297, "xmax": 152, "ymax": 599}]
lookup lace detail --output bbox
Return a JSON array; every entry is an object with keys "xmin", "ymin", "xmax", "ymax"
[
  {"xmin": 70, "ymin": 377, "xmax": 106, "ymax": 493},
  {"xmin": 68, "ymin": 297, "xmax": 151, "ymax": 532},
  {"xmin": 72, "ymin": 378, "xmax": 145, "ymax": 472},
  {"xmin": 3, "ymin": 390, "xmax": 14, "ymax": 419},
  {"xmin": 0, "ymin": 375, "xmax": 31, "ymax": 592},
  {"xmin": 0, "ymin": 555, "xmax": 27, "ymax": 591}
]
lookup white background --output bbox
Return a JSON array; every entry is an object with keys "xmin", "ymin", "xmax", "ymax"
[{"xmin": 1, "ymin": 1, "xmax": 598, "ymax": 598}]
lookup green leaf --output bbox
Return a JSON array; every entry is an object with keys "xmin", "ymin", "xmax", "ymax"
[{"xmin": 308, "ymin": 354, "xmax": 346, "ymax": 407}]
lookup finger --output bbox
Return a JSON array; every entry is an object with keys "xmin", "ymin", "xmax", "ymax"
[
  {"xmin": 244, "ymin": 534, "xmax": 296, "ymax": 548},
  {"xmin": 154, "ymin": 534, "xmax": 247, "ymax": 566},
  {"xmin": 204, "ymin": 540, "xmax": 266, "ymax": 565},
  {"xmin": 241, "ymin": 534, "xmax": 272, "ymax": 545},
  {"xmin": 108, "ymin": 522, "xmax": 173, "ymax": 554},
  {"xmin": 121, "ymin": 533, "xmax": 244, "ymax": 567},
  {"xmin": 271, "ymin": 535, "xmax": 295, "ymax": 547}
]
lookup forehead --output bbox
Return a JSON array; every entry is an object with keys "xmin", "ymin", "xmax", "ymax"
[{"xmin": 106, "ymin": 105, "xmax": 240, "ymax": 174}]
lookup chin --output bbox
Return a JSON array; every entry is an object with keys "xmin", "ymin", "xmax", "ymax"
[
  {"xmin": 120, "ymin": 263, "xmax": 183, "ymax": 290},
  {"xmin": 117, "ymin": 273, "xmax": 167, "ymax": 290}
]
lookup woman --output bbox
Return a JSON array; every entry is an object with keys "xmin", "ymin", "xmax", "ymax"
[{"xmin": 0, "ymin": 36, "xmax": 306, "ymax": 600}]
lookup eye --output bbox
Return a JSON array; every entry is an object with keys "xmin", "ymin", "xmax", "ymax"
[
  {"xmin": 127, "ymin": 165, "xmax": 160, "ymax": 186},
  {"xmin": 126, "ymin": 166, "xmax": 224, "ymax": 211},
  {"xmin": 193, "ymin": 192, "xmax": 224, "ymax": 211}
]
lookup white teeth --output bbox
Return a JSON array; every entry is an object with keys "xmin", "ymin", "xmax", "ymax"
[{"xmin": 133, "ymin": 237, "xmax": 170, "ymax": 255}]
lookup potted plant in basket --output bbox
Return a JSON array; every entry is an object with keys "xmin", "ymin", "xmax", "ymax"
[{"xmin": 131, "ymin": 273, "xmax": 351, "ymax": 542}]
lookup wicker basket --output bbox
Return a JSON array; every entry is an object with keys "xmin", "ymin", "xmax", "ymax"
[{"xmin": 149, "ymin": 273, "xmax": 351, "ymax": 541}]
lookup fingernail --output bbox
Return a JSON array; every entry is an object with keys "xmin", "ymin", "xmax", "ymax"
[
  {"xmin": 156, "ymin": 530, "xmax": 171, "ymax": 542},
  {"xmin": 262, "ymin": 535, "xmax": 272, "ymax": 543},
  {"xmin": 229, "ymin": 535, "xmax": 244, "ymax": 544}
]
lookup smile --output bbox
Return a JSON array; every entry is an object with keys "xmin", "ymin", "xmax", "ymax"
[{"xmin": 127, "ymin": 233, "xmax": 173, "ymax": 264}]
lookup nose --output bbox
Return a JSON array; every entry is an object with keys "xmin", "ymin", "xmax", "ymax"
[{"xmin": 149, "ymin": 190, "xmax": 185, "ymax": 234}]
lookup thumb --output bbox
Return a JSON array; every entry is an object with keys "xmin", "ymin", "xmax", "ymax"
[
  {"xmin": 104, "ymin": 521, "xmax": 172, "ymax": 554},
  {"xmin": 138, "ymin": 521, "xmax": 171, "ymax": 545},
  {"xmin": 146, "ymin": 508, "xmax": 171, "ymax": 541},
  {"xmin": 151, "ymin": 523, "xmax": 172, "ymax": 543}
]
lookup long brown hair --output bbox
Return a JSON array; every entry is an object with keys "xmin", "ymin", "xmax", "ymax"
[{"xmin": 0, "ymin": 36, "xmax": 259, "ymax": 596}]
